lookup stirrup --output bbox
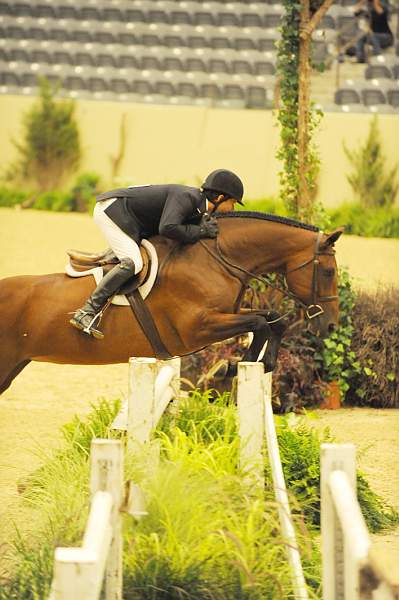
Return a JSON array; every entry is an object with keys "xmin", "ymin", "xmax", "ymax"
[{"xmin": 69, "ymin": 310, "xmax": 104, "ymax": 340}]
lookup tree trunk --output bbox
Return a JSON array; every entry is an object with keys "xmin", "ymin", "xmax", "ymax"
[{"xmin": 298, "ymin": 0, "xmax": 311, "ymax": 221}]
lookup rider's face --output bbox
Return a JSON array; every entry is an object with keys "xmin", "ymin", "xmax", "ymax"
[{"xmin": 214, "ymin": 196, "xmax": 236, "ymax": 212}]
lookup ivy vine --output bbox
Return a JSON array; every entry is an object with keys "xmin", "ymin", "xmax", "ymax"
[{"xmin": 276, "ymin": 0, "xmax": 328, "ymax": 227}]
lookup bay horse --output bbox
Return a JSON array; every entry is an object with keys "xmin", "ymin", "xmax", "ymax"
[{"xmin": 0, "ymin": 212, "xmax": 343, "ymax": 395}]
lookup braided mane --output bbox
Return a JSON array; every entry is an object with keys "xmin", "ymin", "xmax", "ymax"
[{"xmin": 216, "ymin": 210, "xmax": 319, "ymax": 233}]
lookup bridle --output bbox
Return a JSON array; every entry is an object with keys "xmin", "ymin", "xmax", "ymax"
[{"xmin": 199, "ymin": 230, "xmax": 338, "ymax": 323}]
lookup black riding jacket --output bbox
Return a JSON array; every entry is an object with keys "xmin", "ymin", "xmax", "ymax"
[{"xmin": 96, "ymin": 184, "xmax": 208, "ymax": 244}]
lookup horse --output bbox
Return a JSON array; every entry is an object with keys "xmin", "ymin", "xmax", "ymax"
[{"xmin": 0, "ymin": 212, "xmax": 343, "ymax": 395}]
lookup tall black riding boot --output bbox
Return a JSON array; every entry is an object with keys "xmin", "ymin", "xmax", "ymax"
[{"xmin": 70, "ymin": 257, "xmax": 136, "ymax": 339}]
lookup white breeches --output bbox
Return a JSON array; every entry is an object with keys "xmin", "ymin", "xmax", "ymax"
[{"xmin": 93, "ymin": 198, "xmax": 143, "ymax": 274}]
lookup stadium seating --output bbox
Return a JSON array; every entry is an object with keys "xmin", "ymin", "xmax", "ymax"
[{"xmin": 0, "ymin": 0, "xmax": 397, "ymax": 112}]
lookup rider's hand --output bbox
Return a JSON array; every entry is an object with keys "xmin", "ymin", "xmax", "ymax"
[{"xmin": 199, "ymin": 214, "xmax": 219, "ymax": 239}]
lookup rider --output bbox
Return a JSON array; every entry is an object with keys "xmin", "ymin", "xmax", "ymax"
[{"xmin": 69, "ymin": 169, "xmax": 244, "ymax": 339}]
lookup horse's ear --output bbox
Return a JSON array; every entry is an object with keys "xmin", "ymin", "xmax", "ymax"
[{"xmin": 321, "ymin": 227, "xmax": 345, "ymax": 248}]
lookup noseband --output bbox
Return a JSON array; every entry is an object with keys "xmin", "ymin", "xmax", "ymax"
[{"xmin": 199, "ymin": 230, "xmax": 338, "ymax": 322}]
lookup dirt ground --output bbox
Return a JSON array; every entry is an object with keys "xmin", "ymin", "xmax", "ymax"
[{"xmin": 0, "ymin": 207, "xmax": 398, "ymax": 567}]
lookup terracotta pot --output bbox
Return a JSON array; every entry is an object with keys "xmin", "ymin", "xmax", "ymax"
[{"xmin": 320, "ymin": 381, "xmax": 341, "ymax": 409}]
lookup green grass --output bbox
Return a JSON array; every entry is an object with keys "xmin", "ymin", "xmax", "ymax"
[{"xmin": 0, "ymin": 393, "xmax": 397, "ymax": 600}]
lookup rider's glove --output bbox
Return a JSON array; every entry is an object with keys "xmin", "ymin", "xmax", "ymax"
[{"xmin": 199, "ymin": 214, "xmax": 219, "ymax": 239}]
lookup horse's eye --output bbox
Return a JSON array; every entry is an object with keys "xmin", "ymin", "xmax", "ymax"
[{"xmin": 324, "ymin": 268, "xmax": 335, "ymax": 277}]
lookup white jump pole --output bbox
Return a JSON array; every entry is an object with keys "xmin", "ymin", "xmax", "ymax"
[
  {"xmin": 321, "ymin": 443, "xmax": 370, "ymax": 600},
  {"xmin": 51, "ymin": 440, "xmax": 124, "ymax": 600},
  {"xmin": 236, "ymin": 362, "xmax": 265, "ymax": 488},
  {"xmin": 263, "ymin": 372, "xmax": 309, "ymax": 600},
  {"xmin": 127, "ymin": 357, "xmax": 181, "ymax": 450}
]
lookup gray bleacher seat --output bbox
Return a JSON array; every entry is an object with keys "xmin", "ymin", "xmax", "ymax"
[
  {"xmin": 171, "ymin": 10, "xmax": 192, "ymax": 25},
  {"xmin": 103, "ymin": 8, "xmax": 123, "ymax": 22},
  {"xmin": 1, "ymin": 71, "xmax": 20, "ymax": 85},
  {"xmin": 392, "ymin": 65, "xmax": 399, "ymax": 79},
  {"xmin": 20, "ymin": 72, "xmax": 38, "ymax": 87},
  {"xmin": 334, "ymin": 88, "xmax": 361, "ymax": 104},
  {"xmin": 57, "ymin": 5, "xmax": 78, "ymax": 19},
  {"xmin": 34, "ymin": 4, "xmax": 57, "ymax": 18},
  {"xmin": 318, "ymin": 14, "xmax": 336, "ymax": 29},
  {"xmin": 255, "ymin": 32, "xmax": 279, "ymax": 52},
  {"xmin": 88, "ymin": 77, "xmax": 109, "ymax": 93},
  {"xmin": 361, "ymin": 87, "xmax": 387, "ymax": 106},
  {"xmin": 193, "ymin": 11, "xmax": 216, "ymax": 26},
  {"xmin": 75, "ymin": 52, "xmax": 95, "ymax": 67},
  {"xmin": 8, "ymin": 26, "xmax": 26, "ymax": 39},
  {"xmin": 0, "ymin": 2, "xmax": 13, "ymax": 16},
  {"xmin": 211, "ymin": 35, "xmax": 232, "ymax": 50},
  {"xmin": 132, "ymin": 79, "xmax": 153, "ymax": 95},
  {"xmin": 138, "ymin": 55, "xmax": 158, "ymax": 71},
  {"xmin": 31, "ymin": 49, "xmax": 51, "ymax": 64},
  {"xmin": 176, "ymin": 81, "xmax": 197, "ymax": 98},
  {"xmin": 199, "ymin": 82, "xmax": 221, "ymax": 101},
  {"xmin": 110, "ymin": 78, "xmax": 131, "ymax": 94},
  {"xmin": 13, "ymin": 3, "xmax": 32, "ymax": 17},
  {"xmin": 64, "ymin": 75, "xmax": 86, "ymax": 91},
  {"xmin": 208, "ymin": 58, "xmax": 230, "ymax": 74},
  {"xmin": 93, "ymin": 31, "xmax": 115, "ymax": 45},
  {"xmin": 125, "ymin": 8, "xmax": 146, "ymax": 23},
  {"xmin": 119, "ymin": 32, "xmax": 137, "ymax": 45},
  {"xmin": 148, "ymin": 8, "xmax": 170, "ymax": 25},
  {"xmin": 254, "ymin": 60, "xmax": 275, "ymax": 76},
  {"xmin": 54, "ymin": 50, "xmax": 74, "ymax": 66},
  {"xmin": 312, "ymin": 40, "xmax": 329, "ymax": 63},
  {"xmin": 386, "ymin": 88, "xmax": 399, "ymax": 107},
  {"xmin": 186, "ymin": 57, "xmax": 207, "ymax": 72},
  {"xmin": 241, "ymin": 12, "xmax": 264, "ymax": 28},
  {"xmin": 80, "ymin": 6, "xmax": 101, "ymax": 21},
  {"xmin": 235, "ymin": 37, "xmax": 257, "ymax": 51},
  {"xmin": 365, "ymin": 64, "xmax": 393, "ymax": 80},
  {"xmin": 153, "ymin": 80, "xmax": 175, "ymax": 96},
  {"xmin": 232, "ymin": 59, "xmax": 253, "ymax": 75},
  {"xmin": 220, "ymin": 83, "xmax": 245, "ymax": 106},
  {"xmin": 163, "ymin": 56, "xmax": 185, "ymax": 72},
  {"xmin": 246, "ymin": 86, "xmax": 269, "ymax": 109},
  {"xmin": 9, "ymin": 47, "xmax": 28, "ymax": 61},
  {"xmin": 219, "ymin": 11, "xmax": 240, "ymax": 27},
  {"xmin": 51, "ymin": 28, "xmax": 71, "ymax": 42}
]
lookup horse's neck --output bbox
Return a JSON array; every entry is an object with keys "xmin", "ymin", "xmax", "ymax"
[{"xmin": 220, "ymin": 219, "xmax": 315, "ymax": 274}]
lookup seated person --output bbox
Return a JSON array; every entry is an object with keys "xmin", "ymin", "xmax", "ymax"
[{"xmin": 353, "ymin": 0, "xmax": 394, "ymax": 63}]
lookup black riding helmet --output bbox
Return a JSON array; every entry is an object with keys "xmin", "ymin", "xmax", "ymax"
[{"xmin": 202, "ymin": 169, "xmax": 244, "ymax": 206}]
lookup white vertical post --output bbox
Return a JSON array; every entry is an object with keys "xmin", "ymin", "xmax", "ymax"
[
  {"xmin": 237, "ymin": 362, "xmax": 265, "ymax": 487},
  {"xmin": 321, "ymin": 443, "xmax": 359, "ymax": 600},
  {"xmin": 127, "ymin": 357, "xmax": 158, "ymax": 448},
  {"xmin": 263, "ymin": 373, "xmax": 309, "ymax": 600},
  {"xmin": 90, "ymin": 439, "xmax": 124, "ymax": 600}
]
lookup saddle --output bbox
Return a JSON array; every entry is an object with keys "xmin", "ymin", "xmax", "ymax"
[
  {"xmin": 66, "ymin": 246, "xmax": 171, "ymax": 360},
  {"xmin": 66, "ymin": 246, "xmax": 150, "ymax": 294}
]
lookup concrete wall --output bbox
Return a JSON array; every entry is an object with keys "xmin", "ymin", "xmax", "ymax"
[{"xmin": 0, "ymin": 94, "xmax": 398, "ymax": 206}]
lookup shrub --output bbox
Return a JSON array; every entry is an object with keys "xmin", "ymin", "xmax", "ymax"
[
  {"xmin": 33, "ymin": 190, "xmax": 73, "ymax": 212},
  {"xmin": 346, "ymin": 287, "xmax": 399, "ymax": 408},
  {"xmin": 7, "ymin": 78, "xmax": 80, "ymax": 193},
  {"xmin": 344, "ymin": 116, "xmax": 399, "ymax": 208},
  {"xmin": 328, "ymin": 203, "xmax": 399, "ymax": 238},
  {"xmin": 238, "ymin": 197, "xmax": 289, "ymax": 215},
  {"xmin": 69, "ymin": 172, "xmax": 101, "ymax": 213},
  {"xmin": 0, "ymin": 187, "xmax": 29, "ymax": 207}
]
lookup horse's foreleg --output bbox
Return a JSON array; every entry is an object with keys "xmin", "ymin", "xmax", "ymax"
[
  {"xmin": 0, "ymin": 360, "xmax": 31, "ymax": 395},
  {"xmin": 205, "ymin": 310, "xmax": 287, "ymax": 376}
]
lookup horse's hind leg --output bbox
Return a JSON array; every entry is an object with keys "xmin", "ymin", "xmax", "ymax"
[{"xmin": 0, "ymin": 360, "xmax": 31, "ymax": 395}]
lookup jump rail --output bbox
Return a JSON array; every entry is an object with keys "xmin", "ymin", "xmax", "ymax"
[
  {"xmin": 49, "ymin": 440, "xmax": 124, "ymax": 600},
  {"xmin": 237, "ymin": 362, "xmax": 309, "ymax": 600},
  {"xmin": 321, "ymin": 443, "xmax": 399, "ymax": 600},
  {"xmin": 111, "ymin": 357, "xmax": 181, "ymax": 449}
]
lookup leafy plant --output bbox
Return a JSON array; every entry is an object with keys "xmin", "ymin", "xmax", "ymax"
[
  {"xmin": 344, "ymin": 116, "xmax": 399, "ymax": 208},
  {"xmin": 313, "ymin": 268, "xmax": 360, "ymax": 396},
  {"xmin": 7, "ymin": 77, "xmax": 80, "ymax": 193},
  {"xmin": 70, "ymin": 172, "xmax": 101, "ymax": 213},
  {"xmin": 328, "ymin": 202, "xmax": 399, "ymax": 238}
]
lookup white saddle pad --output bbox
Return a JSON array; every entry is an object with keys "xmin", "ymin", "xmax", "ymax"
[{"xmin": 64, "ymin": 239, "xmax": 158, "ymax": 306}]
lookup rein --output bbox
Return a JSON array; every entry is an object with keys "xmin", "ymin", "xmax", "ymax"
[{"xmin": 199, "ymin": 230, "xmax": 338, "ymax": 322}]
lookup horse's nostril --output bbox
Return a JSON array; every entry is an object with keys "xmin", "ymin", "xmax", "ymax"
[{"xmin": 328, "ymin": 323, "xmax": 336, "ymax": 333}]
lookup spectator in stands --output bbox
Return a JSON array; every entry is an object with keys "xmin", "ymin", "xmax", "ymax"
[
  {"xmin": 353, "ymin": 0, "xmax": 393, "ymax": 62},
  {"xmin": 69, "ymin": 169, "xmax": 244, "ymax": 339}
]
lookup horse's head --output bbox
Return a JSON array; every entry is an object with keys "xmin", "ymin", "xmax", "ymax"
[{"xmin": 285, "ymin": 228, "xmax": 344, "ymax": 337}]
